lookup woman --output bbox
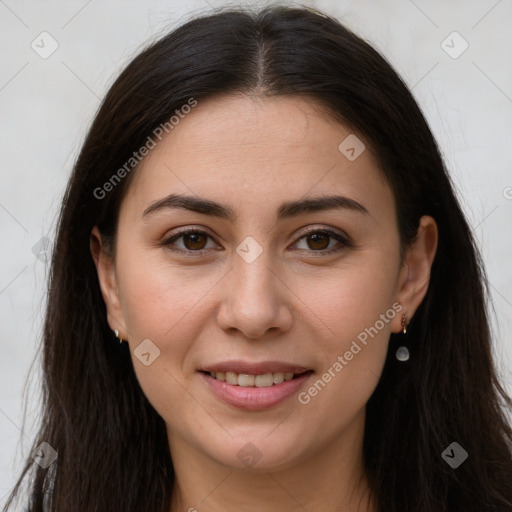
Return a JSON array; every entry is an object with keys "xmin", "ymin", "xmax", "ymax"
[{"xmin": 4, "ymin": 5, "xmax": 512, "ymax": 512}]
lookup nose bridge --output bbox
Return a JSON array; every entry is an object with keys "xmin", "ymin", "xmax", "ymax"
[
  {"xmin": 232, "ymin": 241, "xmax": 277, "ymax": 304},
  {"xmin": 216, "ymin": 238, "xmax": 292, "ymax": 337}
]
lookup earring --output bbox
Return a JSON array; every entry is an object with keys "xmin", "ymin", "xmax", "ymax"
[
  {"xmin": 396, "ymin": 314, "xmax": 409, "ymax": 362},
  {"xmin": 401, "ymin": 314, "xmax": 408, "ymax": 334},
  {"xmin": 114, "ymin": 328, "xmax": 125, "ymax": 344}
]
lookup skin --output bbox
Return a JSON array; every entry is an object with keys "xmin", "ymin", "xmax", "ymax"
[{"xmin": 90, "ymin": 94, "xmax": 438, "ymax": 512}]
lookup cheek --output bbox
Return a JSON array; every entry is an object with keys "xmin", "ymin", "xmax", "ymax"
[
  {"xmin": 294, "ymin": 278, "xmax": 395, "ymax": 436},
  {"xmin": 306, "ymin": 282, "xmax": 393, "ymax": 389},
  {"xmin": 301, "ymin": 251, "xmax": 399, "ymax": 348},
  {"xmin": 117, "ymin": 246, "xmax": 217, "ymax": 340},
  {"xmin": 115, "ymin": 254, "xmax": 219, "ymax": 421},
  {"xmin": 115, "ymin": 252, "xmax": 227, "ymax": 410},
  {"xmin": 294, "ymin": 246, "xmax": 399, "ymax": 405}
]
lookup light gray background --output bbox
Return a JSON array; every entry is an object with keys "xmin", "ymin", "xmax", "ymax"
[{"xmin": 1, "ymin": 0, "xmax": 511, "ymax": 501}]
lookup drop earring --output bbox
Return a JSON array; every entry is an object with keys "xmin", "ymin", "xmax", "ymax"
[{"xmin": 395, "ymin": 314, "xmax": 410, "ymax": 362}]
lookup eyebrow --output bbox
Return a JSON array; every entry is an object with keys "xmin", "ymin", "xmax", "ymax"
[{"xmin": 141, "ymin": 193, "xmax": 369, "ymax": 221}]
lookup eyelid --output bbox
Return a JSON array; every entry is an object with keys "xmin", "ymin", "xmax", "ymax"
[
  {"xmin": 161, "ymin": 227, "xmax": 219, "ymax": 251},
  {"xmin": 291, "ymin": 226, "xmax": 353, "ymax": 253},
  {"xmin": 161, "ymin": 225, "xmax": 352, "ymax": 255},
  {"xmin": 293, "ymin": 225, "xmax": 350, "ymax": 242}
]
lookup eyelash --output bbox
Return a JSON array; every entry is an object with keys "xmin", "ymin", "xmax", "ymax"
[{"xmin": 161, "ymin": 227, "xmax": 352, "ymax": 256}]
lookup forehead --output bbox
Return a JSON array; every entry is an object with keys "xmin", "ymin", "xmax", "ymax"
[{"xmin": 121, "ymin": 94, "xmax": 391, "ymax": 220}]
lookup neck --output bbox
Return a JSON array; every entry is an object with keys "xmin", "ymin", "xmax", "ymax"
[{"xmin": 168, "ymin": 409, "xmax": 377, "ymax": 512}]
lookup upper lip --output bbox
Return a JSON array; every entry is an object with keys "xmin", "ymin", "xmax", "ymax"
[{"xmin": 200, "ymin": 360, "xmax": 311, "ymax": 375}]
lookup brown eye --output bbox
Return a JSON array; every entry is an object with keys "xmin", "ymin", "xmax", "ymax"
[
  {"xmin": 183, "ymin": 232, "xmax": 208, "ymax": 250},
  {"xmin": 163, "ymin": 229, "xmax": 218, "ymax": 253},
  {"xmin": 163, "ymin": 227, "xmax": 350, "ymax": 256},
  {"xmin": 293, "ymin": 228, "xmax": 351, "ymax": 254},
  {"xmin": 306, "ymin": 232, "xmax": 330, "ymax": 250}
]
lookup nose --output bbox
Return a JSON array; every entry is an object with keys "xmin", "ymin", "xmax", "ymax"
[{"xmin": 216, "ymin": 249, "xmax": 293, "ymax": 339}]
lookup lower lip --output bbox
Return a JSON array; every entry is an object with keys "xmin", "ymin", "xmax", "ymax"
[{"xmin": 201, "ymin": 372, "xmax": 313, "ymax": 411}]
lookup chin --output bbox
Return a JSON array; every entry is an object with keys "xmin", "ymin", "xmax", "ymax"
[{"xmin": 202, "ymin": 430, "xmax": 311, "ymax": 473}]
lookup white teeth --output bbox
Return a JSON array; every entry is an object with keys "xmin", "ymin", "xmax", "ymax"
[
  {"xmin": 273, "ymin": 372, "xmax": 285, "ymax": 384},
  {"xmin": 209, "ymin": 370, "xmax": 304, "ymax": 387},
  {"xmin": 238, "ymin": 374, "xmax": 255, "ymax": 387},
  {"xmin": 254, "ymin": 373, "xmax": 273, "ymax": 387},
  {"xmin": 226, "ymin": 372, "xmax": 238, "ymax": 385}
]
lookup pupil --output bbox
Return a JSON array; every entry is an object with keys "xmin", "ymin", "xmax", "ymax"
[
  {"xmin": 185, "ymin": 233, "xmax": 206, "ymax": 250},
  {"xmin": 308, "ymin": 233, "xmax": 329, "ymax": 250}
]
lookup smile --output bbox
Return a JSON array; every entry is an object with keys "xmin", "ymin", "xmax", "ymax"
[
  {"xmin": 205, "ymin": 371, "xmax": 298, "ymax": 387},
  {"xmin": 199, "ymin": 362, "xmax": 314, "ymax": 410}
]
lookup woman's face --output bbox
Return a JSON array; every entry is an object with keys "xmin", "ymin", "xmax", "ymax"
[{"xmin": 93, "ymin": 94, "xmax": 436, "ymax": 473}]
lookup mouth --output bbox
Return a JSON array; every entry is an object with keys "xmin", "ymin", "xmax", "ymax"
[
  {"xmin": 199, "ymin": 361, "xmax": 314, "ymax": 410},
  {"xmin": 201, "ymin": 370, "xmax": 311, "ymax": 388}
]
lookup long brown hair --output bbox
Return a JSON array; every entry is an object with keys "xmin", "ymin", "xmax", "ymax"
[{"xmin": 4, "ymin": 5, "xmax": 512, "ymax": 511}]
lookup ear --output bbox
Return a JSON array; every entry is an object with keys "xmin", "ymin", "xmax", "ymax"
[
  {"xmin": 90, "ymin": 226, "xmax": 127, "ymax": 338},
  {"xmin": 392, "ymin": 215, "xmax": 438, "ymax": 333}
]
